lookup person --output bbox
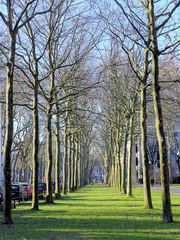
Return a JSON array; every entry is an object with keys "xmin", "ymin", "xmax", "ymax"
[{"xmin": 150, "ymin": 178, "xmax": 154, "ymax": 186}]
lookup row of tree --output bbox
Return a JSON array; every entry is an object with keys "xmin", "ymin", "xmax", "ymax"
[
  {"xmin": 0, "ymin": 0, "xmax": 179, "ymax": 225},
  {"xmin": 0, "ymin": 0, "xmax": 98, "ymax": 224},
  {"xmin": 94, "ymin": 0, "xmax": 179, "ymax": 223}
]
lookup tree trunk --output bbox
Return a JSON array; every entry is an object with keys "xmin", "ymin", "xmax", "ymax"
[
  {"xmin": 77, "ymin": 135, "xmax": 81, "ymax": 188},
  {"xmin": 85, "ymin": 147, "xmax": 90, "ymax": 185},
  {"xmin": 12, "ymin": 153, "xmax": 19, "ymax": 183},
  {"xmin": 74, "ymin": 134, "xmax": 79, "ymax": 189},
  {"xmin": 118, "ymin": 141, "xmax": 121, "ymax": 191},
  {"xmin": 71, "ymin": 133, "xmax": 75, "ymax": 191},
  {"xmin": 67, "ymin": 132, "xmax": 72, "ymax": 192},
  {"xmin": 140, "ymin": 84, "xmax": 153, "ymax": 209},
  {"xmin": 121, "ymin": 119, "xmax": 129, "ymax": 194},
  {"xmin": 3, "ymin": 13, "xmax": 17, "ymax": 224},
  {"xmin": 3, "ymin": 57, "xmax": 14, "ymax": 224},
  {"xmin": 103, "ymin": 150, "xmax": 109, "ymax": 184},
  {"xmin": 149, "ymin": 0, "xmax": 173, "ymax": 223},
  {"xmin": 79, "ymin": 137, "xmax": 83, "ymax": 187},
  {"xmin": 115, "ymin": 125, "xmax": 121, "ymax": 189},
  {"xmin": 117, "ymin": 126, "xmax": 122, "ymax": 191},
  {"xmin": 46, "ymin": 42, "xmax": 56, "ymax": 203},
  {"xmin": 46, "ymin": 105, "xmax": 54, "ymax": 203},
  {"xmin": 111, "ymin": 149, "xmax": 115, "ymax": 186},
  {"xmin": 31, "ymin": 79, "xmax": 39, "ymax": 211},
  {"xmin": 109, "ymin": 128, "xmax": 114, "ymax": 186},
  {"xmin": 55, "ymin": 101, "xmax": 61, "ymax": 199},
  {"xmin": 62, "ymin": 120, "xmax": 68, "ymax": 194},
  {"xmin": 127, "ymin": 103, "xmax": 135, "ymax": 197},
  {"xmin": 152, "ymin": 60, "xmax": 173, "ymax": 222}
]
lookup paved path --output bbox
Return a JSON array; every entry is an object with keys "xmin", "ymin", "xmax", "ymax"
[
  {"xmin": 152, "ymin": 185, "xmax": 180, "ymax": 195},
  {"xmin": 133, "ymin": 184, "xmax": 180, "ymax": 195}
]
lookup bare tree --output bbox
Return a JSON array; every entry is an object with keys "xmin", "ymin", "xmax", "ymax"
[{"xmin": 0, "ymin": 0, "xmax": 51, "ymax": 223}]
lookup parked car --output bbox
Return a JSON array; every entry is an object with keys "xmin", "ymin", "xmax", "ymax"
[
  {"xmin": 18, "ymin": 182, "xmax": 32, "ymax": 200},
  {"xmin": 11, "ymin": 183, "xmax": 27, "ymax": 201}
]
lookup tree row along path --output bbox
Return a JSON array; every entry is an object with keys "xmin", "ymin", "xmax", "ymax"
[{"xmin": 1, "ymin": 184, "xmax": 180, "ymax": 240}]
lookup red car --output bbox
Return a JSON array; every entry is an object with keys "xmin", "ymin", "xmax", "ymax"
[{"xmin": 18, "ymin": 183, "xmax": 32, "ymax": 200}]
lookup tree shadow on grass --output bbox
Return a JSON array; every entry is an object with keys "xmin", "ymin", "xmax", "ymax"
[{"xmin": 1, "ymin": 215, "xmax": 179, "ymax": 240}]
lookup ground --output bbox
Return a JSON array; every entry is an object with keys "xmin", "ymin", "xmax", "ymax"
[{"xmin": 0, "ymin": 184, "xmax": 180, "ymax": 240}]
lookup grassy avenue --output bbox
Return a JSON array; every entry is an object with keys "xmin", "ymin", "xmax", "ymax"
[{"xmin": 0, "ymin": 184, "xmax": 180, "ymax": 240}]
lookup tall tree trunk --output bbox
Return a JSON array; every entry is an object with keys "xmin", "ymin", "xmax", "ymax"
[
  {"xmin": 166, "ymin": 134, "xmax": 172, "ymax": 183},
  {"xmin": 110, "ymin": 128, "xmax": 114, "ymax": 186},
  {"xmin": 79, "ymin": 137, "xmax": 83, "ymax": 187},
  {"xmin": 62, "ymin": 119, "xmax": 68, "ymax": 194},
  {"xmin": 71, "ymin": 133, "xmax": 75, "ymax": 191},
  {"xmin": 32, "ymin": 79, "xmax": 39, "ymax": 211},
  {"xmin": 85, "ymin": 145, "xmax": 89, "ymax": 185},
  {"xmin": 118, "ymin": 140, "xmax": 121, "ymax": 191},
  {"xmin": 67, "ymin": 132, "xmax": 72, "ymax": 192},
  {"xmin": 149, "ymin": 0, "xmax": 173, "ymax": 223},
  {"xmin": 46, "ymin": 35, "xmax": 56, "ymax": 203},
  {"xmin": 3, "ymin": 10, "xmax": 16, "ymax": 223},
  {"xmin": 114, "ymin": 131, "xmax": 119, "ymax": 188},
  {"xmin": 117, "ymin": 126, "xmax": 122, "ymax": 190},
  {"xmin": 111, "ymin": 150, "xmax": 115, "ymax": 186},
  {"xmin": 127, "ymin": 103, "xmax": 135, "ymax": 197},
  {"xmin": 12, "ymin": 153, "xmax": 19, "ymax": 183},
  {"xmin": 103, "ymin": 150, "xmax": 109, "ymax": 184},
  {"xmin": 3, "ymin": 66, "xmax": 13, "ymax": 222},
  {"xmin": 77, "ymin": 135, "xmax": 81, "ymax": 188},
  {"xmin": 121, "ymin": 119, "xmax": 129, "ymax": 194},
  {"xmin": 74, "ymin": 134, "xmax": 79, "ymax": 190},
  {"xmin": 113, "ymin": 133, "xmax": 118, "ymax": 187},
  {"xmin": 46, "ymin": 105, "xmax": 53, "ymax": 203},
  {"xmin": 140, "ymin": 84, "xmax": 153, "ymax": 209},
  {"xmin": 55, "ymin": 101, "xmax": 61, "ymax": 199}
]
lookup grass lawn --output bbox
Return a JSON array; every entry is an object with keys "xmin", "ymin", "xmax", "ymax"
[{"xmin": 0, "ymin": 184, "xmax": 180, "ymax": 240}]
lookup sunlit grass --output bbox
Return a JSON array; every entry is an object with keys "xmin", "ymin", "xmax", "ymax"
[{"xmin": 0, "ymin": 184, "xmax": 180, "ymax": 240}]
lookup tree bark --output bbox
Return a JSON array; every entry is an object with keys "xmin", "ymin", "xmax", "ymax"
[
  {"xmin": 117, "ymin": 126, "xmax": 122, "ymax": 191},
  {"xmin": 140, "ymin": 84, "xmax": 153, "ymax": 209},
  {"xmin": 103, "ymin": 150, "xmax": 109, "ymax": 184},
  {"xmin": 77, "ymin": 135, "xmax": 81, "ymax": 188},
  {"xmin": 111, "ymin": 146, "xmax": 115, "ymax": 186},
  {"xmin": 149, "ymin": 0, "xmax": 173, "ymax": 223},
  {"xmin": 55, "ymin": 100, "xmax": 61, "ymax": 199},
  {"xmin": 67, "ymin": 132, "xmax": 72, "ymax": 192},
  {"xmin": 62, "ymin": 118, "xmax": 68, "ymax": 194},
  {"xmin": 127, "ymin": 102, "xmax": 135, "ymax": 197},
  {"xmin": 115, "ymin": 123, "xmax": 121, "ymax": 190},
  {"xmin": 71, "ymin": 133, "xmax": 75, "ymax": 191},
  {"xmin": 121, "ymin": 119, "xmax": 129, "ymax": 194},
  {"xmin": 31, "ymin": 78, "xmax": 39, "ymax": 211},
  {"xmin": 46, "ymin": 105, "xmax": 54, "ymax": 203},
  {"xmin": 74, "ymin": 134, "xmax": 79, "ymax": 189},
  {"xmin": 3, "ymin": 30, "xmax": 16, "ymax": 224}
]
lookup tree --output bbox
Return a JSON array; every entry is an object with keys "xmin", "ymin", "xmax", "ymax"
[
  {"xmin": 147, "ymin": 0, "xmax": 179, "ymax": 223},
  {"xmin": 93, "ymin": 0, "xmax": 153, "ymax": 207},
  {"xmin": 0, "ymin": 0, "xmax": 50, "ymax": 223},
  {"xmin": 112, "ymin": 0, "xmax": 179, "ymax": 222}
]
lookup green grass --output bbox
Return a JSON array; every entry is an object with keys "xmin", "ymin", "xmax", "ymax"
[{"xmin": 0, "ymin": 184, "xmax": 180, "ymax": 240}]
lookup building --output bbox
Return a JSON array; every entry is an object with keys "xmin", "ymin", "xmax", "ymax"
[{"xmin": 133, "ymin": 115, "xmax": 180, "ymax": 184}]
